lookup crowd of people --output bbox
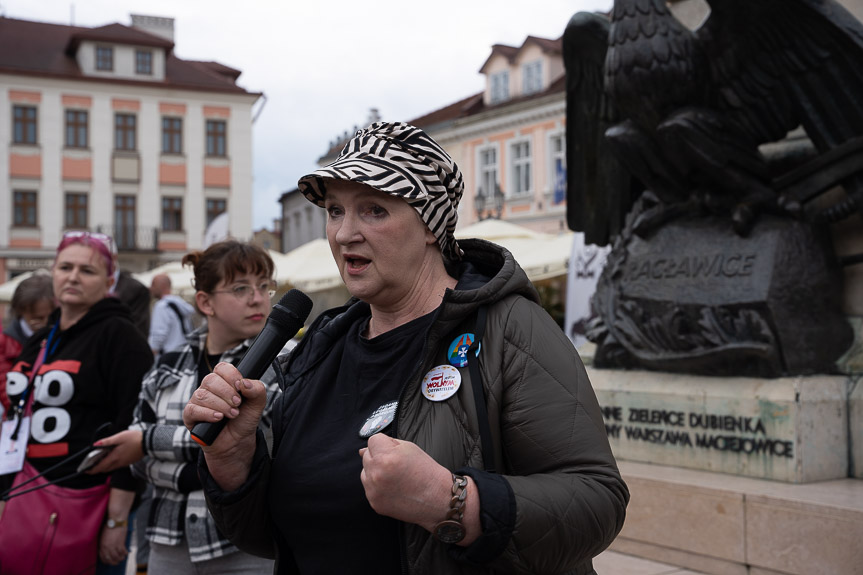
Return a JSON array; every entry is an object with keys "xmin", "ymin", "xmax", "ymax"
[{"xmin": 0, "ymin": 122, "xmax": 628, "ymax": 575}]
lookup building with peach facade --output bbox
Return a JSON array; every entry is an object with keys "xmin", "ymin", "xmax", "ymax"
[
  {"xmin": 408, "ymin": 35, "xmax": 568, "ymax": 234},
  {"xmin": 0, "ymin": 14, "xmax": 261, "ymax": 279},
  {"xmin": 311, "ymin": 35, "xmax": 568, "ymax": 236}
]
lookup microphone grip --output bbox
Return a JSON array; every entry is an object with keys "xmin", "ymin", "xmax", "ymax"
[
  {"xmin": 190, "ymin": 323, "xmax": 292, "ymax": 447},
  {"xmin": 190, "ymin": 418, "xmax": 228, "ymax": 447}
]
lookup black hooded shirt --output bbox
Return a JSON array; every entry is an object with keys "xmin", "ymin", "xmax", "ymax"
[{"xmin": 5, "ymin": 297, "xmax": 153, "ymax": 490}]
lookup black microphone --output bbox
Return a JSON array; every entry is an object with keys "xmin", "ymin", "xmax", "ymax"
[{"xmin": 190, "ymin": 288, "xmax": 313, "ymax": 447}]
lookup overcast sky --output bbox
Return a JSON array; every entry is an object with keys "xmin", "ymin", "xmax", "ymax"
[{"xmin": 4, "ymin": 0, "xmax": 611, "ymax": 230}]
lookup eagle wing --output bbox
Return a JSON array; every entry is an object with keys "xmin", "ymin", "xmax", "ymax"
[
  {"xmin": 700, "ymin": 0, "xmax": 863, "ymax": 151},
  {"xmin": 564, "ymin": 12, "xmax": 637, "ymax": 246}
]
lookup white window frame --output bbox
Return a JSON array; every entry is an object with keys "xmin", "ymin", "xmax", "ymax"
[
  {"xmin": 490, "ymin": 70, "xmax": 510, "ymax": 104},
  {"xmin": 522, "ymin": 60, "xmax": 543, "ymax": 95},
  {"xmin": 476, "ymin": 144, "xmax": 500, "ymax": 200},
  {"xmin": 509, "ymin": 137, "xmax": 532, "ymax": 197},
  {"xmin": 547, "ymin": 130, "xmax": 566, "ymax": 205}
]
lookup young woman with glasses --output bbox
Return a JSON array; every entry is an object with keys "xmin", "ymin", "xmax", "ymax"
[
  {"xmin": 0, "ymin": 231, "xmax": 153, "ymax": 574},
  {"xmin": 85, "ymin": 240, "xmax": 280, "ymax": 574}
]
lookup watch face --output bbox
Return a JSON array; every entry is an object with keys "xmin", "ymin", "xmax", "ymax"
[
  {"xmin": 434, "ymin": 520, "xmax": 466, "ymax": 544},
  {"xmin": 107, "ymin": 519, "xmax": 117, "ymax": 528}
]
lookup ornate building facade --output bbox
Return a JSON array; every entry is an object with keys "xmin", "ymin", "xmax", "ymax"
[{"xmin": 0, "ymin": 14, "xmax": 261, "ymax": 278}]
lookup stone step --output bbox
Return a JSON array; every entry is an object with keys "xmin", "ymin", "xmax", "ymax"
[
  {"xmin": 610, "ymin": 461, "xmax": 863, "ymax": 575},
  {"xmin": 595, "ymin": 550, "xmax": 707, "ymax": 574}
]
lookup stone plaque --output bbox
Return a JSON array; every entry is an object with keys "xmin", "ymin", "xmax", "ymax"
[{"xmin": 590, "ymin": 368, "xmax": 849, "ymax": 483}]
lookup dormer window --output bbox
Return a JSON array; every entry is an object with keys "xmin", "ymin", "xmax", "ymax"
[
  {"xmin": 136, "ymin": 50, "xmax": 153, "ymax": 75},
  {"xmin": 96, "ymin": 46, "xmax": 113, "ymax": 71},
  {"xmin": 490, "ymin": 70, "xmax": 510, "ymax": 104},
  {"xmin": 522, "ymin": 60, "xmax": 543, "ymax": 95}
]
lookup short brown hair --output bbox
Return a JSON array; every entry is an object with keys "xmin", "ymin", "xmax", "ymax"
[
  {"xmin": 181, "ymin": 240, "xmax": 274, "ymax": 294},
  {"xmin": 11, "ymin": 273, "xmax": 55, "ymax": 317}
]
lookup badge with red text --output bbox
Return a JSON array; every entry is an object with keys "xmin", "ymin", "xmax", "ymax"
[
  {"xmin": 359, "ymin": 401, "xmax": 398, "ymax": 438},
  {"xmin": 447, "ymin": 333, "xmax": 480, "ymax": 368},
  {"xmin": 421, "ymin": 365, "xmax": 461, "ymax": 402}
]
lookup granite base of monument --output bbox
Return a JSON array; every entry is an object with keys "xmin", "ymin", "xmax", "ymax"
[
  {"xmin": 586, "ymin": 366, "xmax": 862, "ymax": 574},
  {"xmin": 588, "ymin": 368, "xmax": 850, "ymax": 483},
  {"xmin": 852, "ymin": 375, "xmax": 863, "ymax": 479}
]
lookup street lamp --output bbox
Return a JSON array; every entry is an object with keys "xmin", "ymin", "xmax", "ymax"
[{"xmin": 475, "ymin": 184, "xmax": 505, "ymax": 220}]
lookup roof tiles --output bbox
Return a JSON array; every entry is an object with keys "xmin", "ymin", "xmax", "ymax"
[{"xmin": 0, "ymin": 16, "xmax": 253, "ymax": 95}]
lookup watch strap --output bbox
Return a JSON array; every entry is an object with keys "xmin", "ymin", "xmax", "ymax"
[{"xmin": 432, "ymin": 473, "xmax": 467, "ymax": 543}]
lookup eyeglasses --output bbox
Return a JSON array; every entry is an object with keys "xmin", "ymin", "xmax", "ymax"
[
  {"xmin": 211, "ymin": 280, "xmax": 277, "ymax": 301},
  {"xmin": 62, "ymin": 231, "xmax": 115, "ymax": 253}
]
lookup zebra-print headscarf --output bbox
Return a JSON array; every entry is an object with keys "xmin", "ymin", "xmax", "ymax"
[{"xmin": 297, "ymin": 121, "xmax": 464, "ymax": 261}]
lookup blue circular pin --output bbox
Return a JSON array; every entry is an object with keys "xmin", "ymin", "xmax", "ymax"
[{"xmin": 447, "ymin": 333, "xmax": 480, "ymax": 368}]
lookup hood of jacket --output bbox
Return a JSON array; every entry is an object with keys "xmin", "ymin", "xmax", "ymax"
[
  {"xmin": 34, "ymin": 296, "xmax": 137, "ymax": 341},
  {"xmin": 438, "ymin": 237, "xmax": 539, "ymax": 321}
]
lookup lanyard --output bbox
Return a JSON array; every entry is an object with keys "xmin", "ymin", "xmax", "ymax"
[
  {"xmin": 9, "ymin": 322, "xmax": 59, "ymax": 440},
  {"xmin": 44, "ymin": 321, "xmax": 61, "ymax": 356}
]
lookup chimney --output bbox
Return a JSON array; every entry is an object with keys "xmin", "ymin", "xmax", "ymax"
[{"xmin": 130, "ymin": 14, "xmax": 175, "ymax": 42}]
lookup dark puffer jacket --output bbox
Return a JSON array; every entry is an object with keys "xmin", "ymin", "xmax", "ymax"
[{"xmin": 202, "ymin": 239, "xmax": 629, "ymax": 574}]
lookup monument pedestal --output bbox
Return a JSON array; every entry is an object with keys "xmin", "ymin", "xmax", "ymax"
[
  {"xmin": 611, "ymin": 460, "xmax": 863, "ymax": 575},
  {"xmin": 588, "ymin": 368, "xmax": 851, "ymax": 483},
  {"xmin": 588, "ymin": 367, "xmax": 863, "ymax": 574}
]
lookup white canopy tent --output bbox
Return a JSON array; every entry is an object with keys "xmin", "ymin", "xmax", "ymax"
[
  {"xmin": 0, "ymin": 271, "xmax": 36, "ymax": 304},
  {"xmin": 128, "ymin": 243, "xmax": 342, "ymax": 302},
  {"xmin": 2, "ymin": 220, "xmax": 572, "ymax": 305},
  {"xmin": 268, "ymin": 219, "xmax": 574, "ymax": 294},
  {"xmin": 132, "ymin": 261, "xmax": 196, "ymax": 299},
  {"xmin": 455, "ymin": 220, "xmax": 574, "ymax": 282},
  {"xmin": 271, "ymin": 239, "xmax": 342, "ymax": 294},
  {"xmin": 455, "ymin": 219, "xmax": 546, "ymax": 241}
]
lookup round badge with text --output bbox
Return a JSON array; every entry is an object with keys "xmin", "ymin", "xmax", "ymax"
[
  {"xmin": 421, "ymin": 365, "xmax": 461, "ymax": 402},
  {"xmin": 359, "ymin": 401, "xmax": 398, "ymax": 438}
]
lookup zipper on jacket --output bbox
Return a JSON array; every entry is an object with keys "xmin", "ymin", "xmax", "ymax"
[
  {"xmin": 392, "ymin": 309, "xmax": 437, "ymax": 575},
  {"xmin": 391, "ymin": 289, "xmax": 464, "ymax": 575},
  {"xmin": 390, "ymin": 290, "xmax": 450, "ymax": 438}
]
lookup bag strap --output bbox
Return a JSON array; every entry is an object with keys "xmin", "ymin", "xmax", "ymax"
[
  {"xmin": 467, "ymin": 305, "xmax": 495, "ymax": 473},
  {"xmin": 2, "ymin": 422, "xmax": 113, "ymax": 501},
  {"xmin": 167, "ymin": 301, "xmax": 188, "ymax": 336},
  {"xmin": 8, "ymin": 339, "xmax": 49, "ymax": 440}
]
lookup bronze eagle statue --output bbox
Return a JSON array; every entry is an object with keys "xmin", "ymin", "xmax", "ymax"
[{"xmin": 565, "ymin": 0, "xmax": 863, "ymax": 246}]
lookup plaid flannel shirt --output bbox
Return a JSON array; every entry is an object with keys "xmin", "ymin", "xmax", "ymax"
[{"xmin": 129, "ymin": 326, "xmax": 281, "ymax": 563}]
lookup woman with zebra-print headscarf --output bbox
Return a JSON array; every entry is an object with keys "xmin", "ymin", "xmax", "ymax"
[{"xmin": 186, "ymin": 122, "xmax": 628, "ymax": 575}]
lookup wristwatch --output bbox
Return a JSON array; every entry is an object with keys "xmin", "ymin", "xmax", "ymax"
[
  {"xmin": 432, "ymin": 474, "xmax": 468, "ymax": 544},
  {"xmin": 105, "ymin": 518, "xmax": 128, "ymax": 529}
]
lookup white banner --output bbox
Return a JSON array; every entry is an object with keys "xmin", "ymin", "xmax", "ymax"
[{"xmin": 564, "ymin": 233, "xmax": 609, "ymax": 349}]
